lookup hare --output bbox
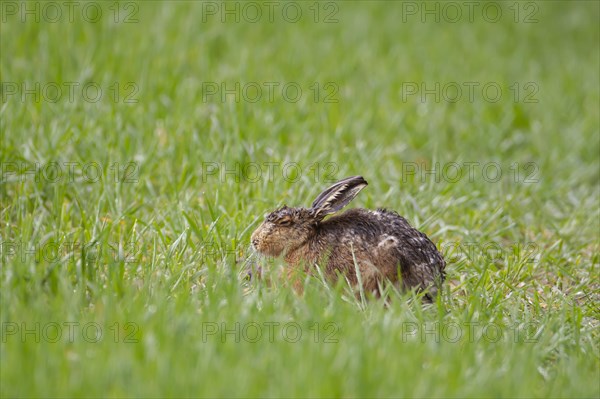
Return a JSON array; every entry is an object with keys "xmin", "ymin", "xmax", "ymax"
[{"xmin": 250, "ymin": 176, "xmax": 445, "ymax": 300}]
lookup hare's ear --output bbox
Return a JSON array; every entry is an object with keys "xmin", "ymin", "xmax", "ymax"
[{"xmin": 310, "ymin": 176, "xmax": 368, "ymax": 218}]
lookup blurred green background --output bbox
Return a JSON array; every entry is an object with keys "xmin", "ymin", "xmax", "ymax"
[{"xmin": 1, "ymin": 1, "xmax": 599, "ymax": 398}]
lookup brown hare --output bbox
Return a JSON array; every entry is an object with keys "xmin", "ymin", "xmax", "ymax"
[{"xmin": 251, "ymin": 176, "xmax": 445, "ymax": 301}]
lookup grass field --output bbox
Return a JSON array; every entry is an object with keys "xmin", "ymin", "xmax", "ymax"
[{"xmin": 1, "ymin": 1, "xmax": 599, "ymax": 398}]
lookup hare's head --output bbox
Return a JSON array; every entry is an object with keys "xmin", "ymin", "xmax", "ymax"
[
  {"xmin": 251, "ymin": 176, "xmax": 368, "ymax": 257},
  {"xmin": 250, "ymin": 205, "xmax": 316, "ymax": 257}
]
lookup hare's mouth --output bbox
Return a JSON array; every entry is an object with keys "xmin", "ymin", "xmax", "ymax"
[{"xmin": 252, "ymin": 241, "xmax": 284, "ymax": 257}]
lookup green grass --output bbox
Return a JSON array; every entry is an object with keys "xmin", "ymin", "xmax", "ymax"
[{"xmin": 1, "ymin": 1, "xmax": 599, "ymax": 398}]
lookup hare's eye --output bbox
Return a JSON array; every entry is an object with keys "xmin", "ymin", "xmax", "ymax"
[{"xmin": 278, "ymin": 219, "xmax": 292, "ymax": 226}]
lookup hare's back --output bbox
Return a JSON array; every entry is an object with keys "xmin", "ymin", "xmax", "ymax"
[
  {"xmin": 323, "ymin": 208, "xmax": 416, "ymax": 236},
  {"xmin": 323, "ymin": 208, "xmax": 444, "ymax": 265}
]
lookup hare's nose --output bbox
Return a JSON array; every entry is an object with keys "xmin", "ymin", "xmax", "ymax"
[{"xmin": 251, "ymin": 238, "xmax": 259, "ymax": 248}]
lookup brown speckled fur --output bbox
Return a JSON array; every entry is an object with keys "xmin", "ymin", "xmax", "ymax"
[{"xmin": 251, "ymin": 177, "xmax": 445, "ymax": 300}]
